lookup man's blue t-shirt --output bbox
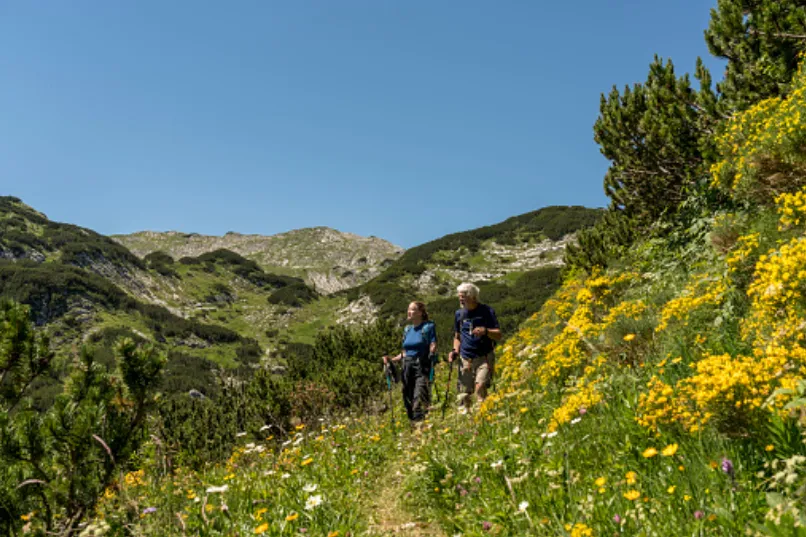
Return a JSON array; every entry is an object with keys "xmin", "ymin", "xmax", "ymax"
[
  {"xmin": 454, "ymin": 304, "xmax": 499, "ymax": 359},
  {"xmin": 403, "ymin": 321, "xmax": 436, "ymax": 359}
]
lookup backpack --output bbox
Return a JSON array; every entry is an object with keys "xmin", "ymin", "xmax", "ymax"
[
  {"xmin": 403, "ymin": 321, "xmax": 438, "ymax": 373},
  {"xmin": 403, "ymin": 320, "xmax": 436, "ymax": 348}
]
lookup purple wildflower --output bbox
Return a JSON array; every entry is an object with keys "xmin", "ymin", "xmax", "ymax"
[
  {"xmin": 613, "ymin": 514, "xmax": 621, "ymax": 523},
  {"xmin": 482, "ymin": 521, "xmax": 493, "ymax": 531},
  {"xmin": 474, "ymin": 476, "xmax": 482, "ymax": 484},
  {"xmin": 579, "ymin": 407, "xmax": 588, "ymax": 415},
  {"xmin": 142, "ymin": 507, "xmax": 157, "ymax": 515},
  {"xmin": 694, "ymin": 510, "xmax": 704, "ymax": 520},
  {"xmin": 721, "ymin": 457, "xmax": 735, "ymax": 478}
]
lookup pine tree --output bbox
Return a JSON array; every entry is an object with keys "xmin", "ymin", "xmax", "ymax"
[
  {"xmin": 594, "ymin": 57, "xmax": 718, "ymax": 222},
  {"xmin": 0, "ymin": 302, "xmax": 165, "ymax": 535},
  {"xmin": 705, "ymin": 0, "xmax": 806, "ymax": 110}
]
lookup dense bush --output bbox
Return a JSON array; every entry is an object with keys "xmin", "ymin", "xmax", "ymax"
[
  {"xmin": 153, "ymin": 369, "xmax": 291, "ymax": 470},
  {"xmin": 144, "ymin": 250, "xmax": 178, "ymax": 277},
  {"xmin": 0, "ymin": 302, "xmax": 164, "ymax": 535},
  {"xmin": 267, "ymin": 282, "xmax": 319, "ymax": 307},
  {"xmin": 180, "ymin": 249, "xmax": 303, "ymax": 288}
]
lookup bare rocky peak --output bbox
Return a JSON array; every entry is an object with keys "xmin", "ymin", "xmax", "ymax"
[{"xmin": 112, "ymin": 227, "xmax": 404, "ymax": 294}]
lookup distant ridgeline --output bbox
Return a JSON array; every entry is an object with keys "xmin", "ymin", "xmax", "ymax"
[{"xmin": 342, "ymin": 205, "xmax": 602, "ymax": 346}]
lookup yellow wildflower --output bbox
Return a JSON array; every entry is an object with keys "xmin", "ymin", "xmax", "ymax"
[
  {"xmin": 286, "ymin": 513, "xmax": 299, "ymax": 521},
  {"xmin": 624, "ymin": 490, "xmax": 641, "ymax": 501},
  {"xmin": 662, "ymin": 444, "xmax": 678, "ymax": 457},
  {"xmin": 254, "ymin": 523, "xmax": 269, "ymax": 534},
  {"xmin": 642, "ymin": 447, "xmax": 658, "ymax": 458},
  {"xmin": 623, "ymin": 333, "xmax": 636, "ymax": 342},
  {"xmin": 626, "ymin": 471, "xmax": 637, "ymax": 484}
]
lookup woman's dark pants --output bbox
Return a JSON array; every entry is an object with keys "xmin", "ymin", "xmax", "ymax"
[{"xmin": 402, "ymin": 358, "xmax": 430, "ymax": 422}]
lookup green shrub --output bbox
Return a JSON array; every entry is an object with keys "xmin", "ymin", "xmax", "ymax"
[{"xmin": 268, "ymin": 282, "xmax": 319, "ymax": 307}]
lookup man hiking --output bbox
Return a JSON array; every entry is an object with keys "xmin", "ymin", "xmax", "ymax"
[
  {"xmin": 382, "ymin": 301, "xmax": 437, "ymax": 423},
  {"xmin": 447, "ymin": 283, "xmax": 501, "ymax": 411}
]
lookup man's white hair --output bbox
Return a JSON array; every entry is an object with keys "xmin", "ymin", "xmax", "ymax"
[{"xmin": 457, "ymin": 282, "xmax": 479, "ymax": 299}]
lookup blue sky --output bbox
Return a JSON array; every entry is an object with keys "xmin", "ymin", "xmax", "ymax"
[{"xmin": 0, "ymin": 1, "xmax": 724, "ymax": 248}]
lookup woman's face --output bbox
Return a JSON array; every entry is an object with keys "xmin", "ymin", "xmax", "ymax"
[{"xmin": 407, "ymin": 303, "xmax": 422, "ymax": 322}]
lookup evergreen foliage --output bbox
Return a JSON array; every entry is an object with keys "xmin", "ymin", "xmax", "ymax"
[
  {"xmin": 144, "ymin": 250, "xmax": 178, "ymax": 278},
  {"xmin": 179, "ymin": 249, "xmax": 306, "ymax": 289},
  {"xmin": 705, "ymin": 0, "xmax": 806, "ymax": 111},
  {"xmin": 0, "ymin": 302, "xmax": 164, "ymax": 535},
  {"xmin": 267, "ymin": 282, "xmax": 320, "ymax": 307},
  {"xmin": 594, "ymin": 57, "xmax": 718, "ymax": 221},
  {"xmin": 564, "ymin": 209, "xmax": 638, "ymax": 271}
]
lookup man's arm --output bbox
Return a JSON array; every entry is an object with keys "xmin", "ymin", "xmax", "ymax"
[
  {"xmin": 448, "ymin": 332, "xmax": 461, "ymax": 362},
  {"xmin": 485, "ymin": 327, "xmax": 502, "ymax": 341}
]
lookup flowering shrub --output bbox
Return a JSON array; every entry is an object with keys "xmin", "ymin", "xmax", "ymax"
[{"xmin": 711, "ymin": 58, "xmax": 806, "ymax": 203}]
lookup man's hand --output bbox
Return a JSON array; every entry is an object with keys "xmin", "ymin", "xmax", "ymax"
[
  {"xmin": 382, "ymin": 355, "xmax": 389, "ymax": 365},
  {"xmin": 448, "ymin": 350, "xmax": 458, "ymax": 363},
  {"xmin": 472, "ymin": 326, "xmax": 488, "ymax": 337}
]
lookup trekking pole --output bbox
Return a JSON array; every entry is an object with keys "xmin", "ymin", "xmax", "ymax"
[
  {"xmin": 384, "ymin": 363, "xmax": 395, "ymax": 429},
  {"xmin": 441, "ymin": 354, "xmax": 455, "ymax": 419}
]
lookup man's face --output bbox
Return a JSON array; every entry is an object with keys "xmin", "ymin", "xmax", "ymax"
[{"xmin": 458, "ymin": 292, "xmax": 472, "ymax": 308}]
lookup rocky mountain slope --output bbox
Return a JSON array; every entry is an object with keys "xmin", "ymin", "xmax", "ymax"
[{"xmin": 112, "ymin": 228, "xmax": 403, "ymax": 294}]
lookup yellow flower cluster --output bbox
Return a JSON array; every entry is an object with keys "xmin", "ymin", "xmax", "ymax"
[
  {"xmin": 549, "ymin": 380, "xmax": 603, "ymax": 431},
  {"xmin": 638, "ymin": 350, "xmax": 791, "ymax": 432},
  {"xmin": 123, "ymin": 469, "xmax": 146, "ymax": 488},
  {"xmin": 655, "ymin": 274, "xmax": 726, "ymax": 333},
  {"xmin": 747, "ymin": 238, "xmax": 806, "ymax": 315},
  {"xmin": 601, "ymin": 299, "xmax": 647, "ymax": 326},
  {"xmin": 726, "ymin": 232, "xmax": 761, "ymax": 273},
  {"xmin": 565, "ymin": 522, "xmax": 594, "ymax": 537},
  {"xmin": 710, "ymin": 58, "xmax": 806, "ymax": 201},
  {"xmin": 776, "ymin": 188, "xmax": 806, "ymax": 229}
]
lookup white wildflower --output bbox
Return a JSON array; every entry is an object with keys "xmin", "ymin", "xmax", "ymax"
[
  {"xmin": 205, "ymin": 485, "xmax": 228, "ymax": 494},
  {"xmin": 304, "ymin": 494, "xmax": 323, "ymax": 510},
  {"xmin": 302, "ymin": 483, "xmax": 318, "ymax": 493}
]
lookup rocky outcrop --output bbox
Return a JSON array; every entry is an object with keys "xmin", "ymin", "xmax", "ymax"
[{"xmin": 113, "ymin": 227, "xmax": 404, "ymax": 294}]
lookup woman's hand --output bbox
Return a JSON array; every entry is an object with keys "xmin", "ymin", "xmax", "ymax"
[{"xmin": 382, "ymin": 355, "xmax": 389, "ymax": 365}]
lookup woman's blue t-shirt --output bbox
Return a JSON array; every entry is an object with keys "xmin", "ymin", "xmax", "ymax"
[{"xmin": 403, "ymin": 322, "xmax": 436, "ymax": 358}]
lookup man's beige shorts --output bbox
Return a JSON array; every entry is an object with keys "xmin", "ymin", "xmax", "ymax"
[{"xmin": 459, "ymin": 352, "xmax": 494, "ymax": 393}]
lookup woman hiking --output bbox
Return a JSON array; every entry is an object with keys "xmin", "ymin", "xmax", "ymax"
[{"xmin": 382, "ymin": 302, "xmax": 437, "ymax": 423}]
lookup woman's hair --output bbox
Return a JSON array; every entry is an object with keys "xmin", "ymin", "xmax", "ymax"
[
  {"xmin": 411, "ymin": 301, "xmax": 429, "ymax": 321},
  {"xmin": 457, "ymin": 282, "xmax": 480, "ymax": 299}
]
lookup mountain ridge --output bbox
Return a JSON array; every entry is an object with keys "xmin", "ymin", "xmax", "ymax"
[{"xmin": 112, "ymin": 226, "xmax": 404, "ymax": 294}]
